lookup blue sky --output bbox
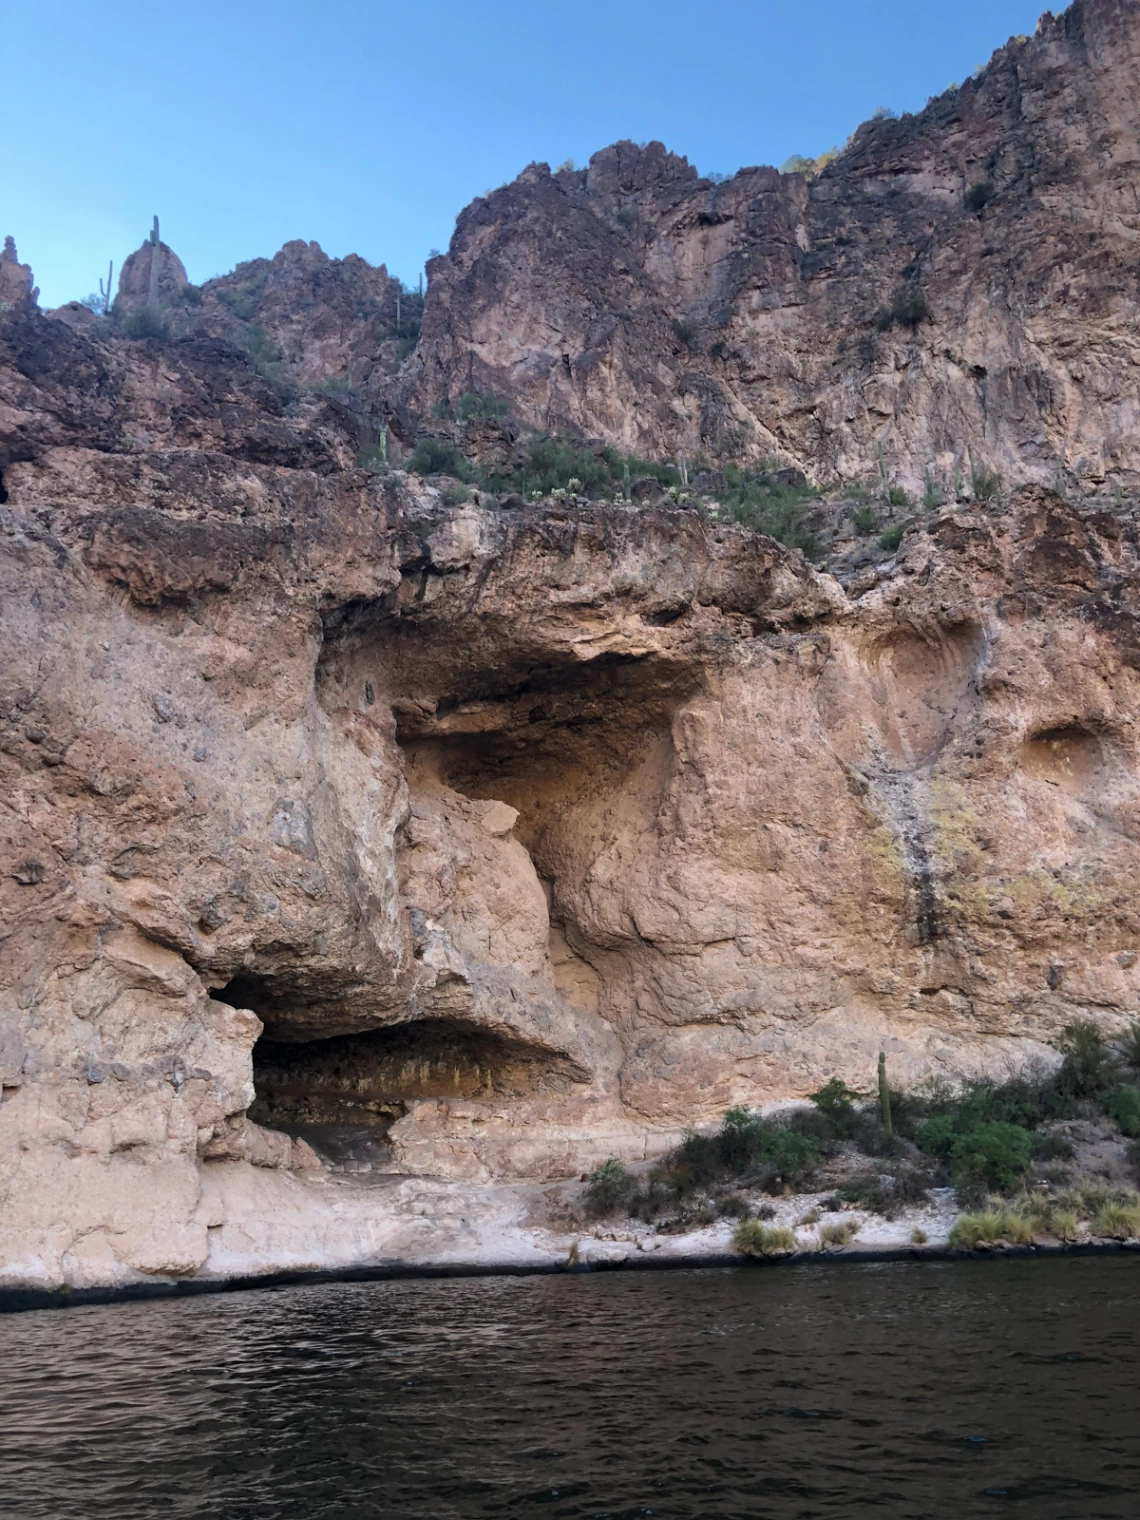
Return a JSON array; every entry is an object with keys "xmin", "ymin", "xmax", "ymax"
[{"xmin": 8, "ymin": 0, "xmax": 1052, "ymax": 307}]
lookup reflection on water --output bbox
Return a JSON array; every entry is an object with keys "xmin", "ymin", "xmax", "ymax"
[{"xmin": 1, "ymin": 1256, "xmax": 1138, "ymax": 1518}]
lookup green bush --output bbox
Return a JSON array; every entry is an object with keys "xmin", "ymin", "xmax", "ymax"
[
  {"xmin": 808, "ymin": 1077, "xmax": 863, "ymax": 1136},
  {"xmin": 964, "ymin": 181, "xmax": 996, "ymax": 214},
  {"xmin": 851, "ymin": 505, "xmax": 878, "ymax": 535},
  {"xmin": 456, "ymin": 391, "xmax": 509, "ymax": 420},
  {"xmin": 887, "ymin": 485, "xmax": 910, "ymax": 508},
  {"xmin": 1108, "ymin": 1086, "xmax": 1140, "ymax": 1138},
  {"xmin": 877, "ymin": 289, "xmax": 929, "ymax": 330},
  {"xmin": 407, "ymin": 437, "xmax": 475, "ymax": 480},
  {"xmin": 1055, "ymin": 1019, "xmax": 1115, "ymax": 1100},
  {"xmin": 1091, "ymin": 1202, "xmax": 1140, "ymax": 1240},
  {"xmin": 217, "ymin": 270, "xmax": 269, "ymax": 321},
  {"xmin": 122, "ymin": 306, "xmax": 170, "ymax": 341},
  {"xmin": 819, "ymin": 1219, "xmax": 859, "ymax": 1247},
  {"xmin": 586, "ymin": 1158, "xmax": 636, "ymax": 1215},
  {"xmin": 878, "ymin": 525, "xmax": 905, "ymax": 552},
  {"xmin": 1118, "ymin": 1020, "xmax": 1140, "ymax": 1073},
  {"xmin": 950, "ymin": 1206, "xmax": 1032, "ymax": 1248},
  {"xmin": 949, "ymin": 1122, "xmax": 1032, "ymax": 1192}
]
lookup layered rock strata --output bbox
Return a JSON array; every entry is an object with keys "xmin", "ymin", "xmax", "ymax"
[{"xmin": 3, "ymin": 306, "xmax": 1140, "ymax": 1288}]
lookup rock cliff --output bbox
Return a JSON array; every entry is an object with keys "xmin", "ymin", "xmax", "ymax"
[
  {"xmin": 401, "ymin": 0, "xmax": 1140, "ymax": 494},
  {"xmin": 4, "ymin": 299, "xmax": 1140, "ymax": 1291}
]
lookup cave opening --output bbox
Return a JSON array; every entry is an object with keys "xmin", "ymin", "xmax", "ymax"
[{"xmin": 211, "ymin": 969, "xmax": 581, "ymax": 1173}]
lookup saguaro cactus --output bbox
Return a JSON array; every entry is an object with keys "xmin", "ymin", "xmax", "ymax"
[
  {"xmin": 622, "ymin": 460, "xmax": 631, "ymax": 502},
  {"xmin": 878, "ymin": 1051, "xmax": 893, "ymax": 1139},
  {"xmin": 98, "ymin": 260, "xmax": 113, "ymax": 316},
  {"xmin": 148, "ymin": 217, "xmax": 161, "ymax": 309}
]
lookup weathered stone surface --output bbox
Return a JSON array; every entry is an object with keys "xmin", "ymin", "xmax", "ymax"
[
  {"xmin": 398, "ymin": 0, "xmax": 1140, "ymax": 494},
  {"xmin": 4, "ymin": 299, "xmax": 1140, "ymax": 1290}
]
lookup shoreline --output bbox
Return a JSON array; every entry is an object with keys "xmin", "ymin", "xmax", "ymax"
[{"xmin": 4, "ymin": 1234, "xmax": 1138, "ymax": 1316}]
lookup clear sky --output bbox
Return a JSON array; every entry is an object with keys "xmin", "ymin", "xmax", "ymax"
[{"xmin": 7, "ymin": 0, "xmax": 1053, "ymax": 307}]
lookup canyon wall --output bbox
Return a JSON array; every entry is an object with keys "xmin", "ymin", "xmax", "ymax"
[
  {"xmin": 401, "ymin": 0, "xmax": 1140, "ymax": 493},
  {"xmin": 4, "ymin": 305, "xmax": 1140, "ymax": 1289}
]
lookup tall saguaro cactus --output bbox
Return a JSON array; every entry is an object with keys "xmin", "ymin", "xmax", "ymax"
[
  {"xmin": 147, "ymin": 216, "xmax": 161, "ymax": 309},
  {"xmin": 98, "ymin": 260, "xmax": 113, "ymax": 317}
]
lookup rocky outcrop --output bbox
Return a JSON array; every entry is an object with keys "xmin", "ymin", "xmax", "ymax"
[
  {"xmin": 4, "ymin": 302, "xmax": 1140, "ymax": 1290},
  {"xmin": 400, "ymin": 0, "xmax": 1140, "ymax": 494},
  {"xmin": 0, "ymin": 237, "xmax": 37, "ymax": 312}
]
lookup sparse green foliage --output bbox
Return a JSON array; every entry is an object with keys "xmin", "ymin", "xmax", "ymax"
[
  {"xmin": 1055, "ymin": 1019, "xmax": 1115, "ymax": 1100},
  {"xmin": 879, "ymin": 525, "xmax": 905, "ymax": 552},
  {"xmin": 964, "ymin": 180, "xmax": 997, "ymax": 214},
  {"xmin": 122, "ymin": 306, "xmax": 170, "ymax": 341},
  {"xmin": 887, "ymin": 485, "xmax": 910, "ymax": 508},
  {"xmin": 217, "ymin": 269, "xmax": 269, "ymax": 321},
  {"xmin": 456, "ymin": 391, "xmax": 509, "ymax": 420},
  {"xmin": 968, "ymin": 447, "xmax": 1002, "ymax": 502},
  {"xmin": 851, "ymin": 504, "xmax": 879, "ymax": 535},
  {"xmin": 1108, "ymin": 1086, "xmax": 1140, "ymax": 1139},
  {"xmin": 407, "ymin": 436, "xmax": 476, "ymax": 480},
  {"xmin": 733, "ymin": 1220, "xmax": 795, "ymax": 1256},
  {"xmin": 1091, "ymin": 1201, "xmax": 1140, "ymax": 1239},
  {"xmin": 878, "ymin": 1053, "xmax": 894, "ymax": 1139},
  {"xmin": 922, "ymin": 470, "xmax": 945, "ymax": 510},
  {"xmin": 950, "ymin": 1206, "xmax": 1033, "ymax": 1248},
  {"xmin": 586, "ymin": 1158, "xmax": 637, "ymax": 1215},
  {"xmin": 877, "ymin": 288, "xmax": 929, "ymax": 330},
  {"xmin": 671, "ymin": 317, "xmax": 697, "ymax": 348},
  {"xmin": 1116, "ymin": 1020, "xmax": 1140, "ymax": 1074},
  {"xmin": 819, "ymin": 1219, "xmax": 860, "ymax": 1247}
]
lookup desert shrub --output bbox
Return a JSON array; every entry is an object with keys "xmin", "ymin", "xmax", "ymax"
[
  {"xmin": 808, "ymin": 1077, "xmax": 863, "ymax": 1135},
  {"xmin": 671, "ymin": 318, "xmax": 697, "ymax": 348},
  {"xmin": 1108, "ymin": 1086, "xmax": 1140, "ymax": 1138},
  {"xmin": 851, "ymin": 505, "xmax": 878, "ymax": 535},
  {"xmin": 837, "ymin": 1167, "xmax": 932, "ymax": 1217},
  {"xmin": 1116, "ymin": 1020, "xmax": 1140, "ymax": 1073},
  {"xmin": 1091, "ymin": 1202, "xmax": 1140, "ymax": 1240},
  {"xmin": 879, "ymin": 525, "xmax": 905, "ymax": 552},
  {"xmin": 968, "ymin": 449, "xmax": 1002, "ymax": 502},
  {"xmin": 666, "ymin": 1107, "xmax": 826, "ymax": 1198},
  {"xmin": 456, "ymin": 391, "xmax": 509, "ymax": 420},
  {"xmin": 950, "ymin": 1206, "xmax": 1033, "ymax": 1248},
  {"xmin": 440, "ymin": 483, "xmax": 471, "ymax": 506},
  {"xmin": 922, "ymin": 470, "xmax": 945, "ymax": 510},
  {"xmin": 796, "ymin": 1206, "xmax": 822, "ymax": 1227},
  {"xmin": 964, "ymin": 181, "xmax": 997, "ymax": 214},
  {"xmin": 819, "ymin": 1220, "xmax": 859, "ymax": 1247},
  {"xmin": 236, "ymin": 324, "xmax": 284, "ymax": 381},
  {"xmin": 586, "ymin": 1158, "xmax": 637, "ymax": 1215},
  {"xmin": 217, "ymin": 270, "xmax": 269, "ymax": 321},
  {"xmin": 484, "ymin": 434, "xmax": 613, "ymax": 499},
  {"xmin": 877, "ymin": 289, "xmax": 929, "ymax": 330},
  {"xmin": 358, "ymin": 441, "xmax": 388, "ymax": 472},
  {"xmin": 887, "ymin": 485, "xmax": 910, "ymax": 508},
  {"xmin": 1029, "ymin": 1132, "xmax": 1075, "ymax": 1162},
  {"xmin": 1055, "ymin": 1019, "xmax": 1115, "ymax": 1100},
  {"xmin": 910, "ymin": 1226, "xmax": 928, "ymax": 1244},
  {"xmin": 407, "ymin": 436, "xmax": 475, "ymax": 480},
  {"xmin": 733, "ymin": 1220, "xmax": 795, "ymax": 1256},
  {"xmin": 949, "ymin": 1122, "xmax": 1033, "ymax": 1193},
  {"xmin": 122, "ymin": 306, "xmax": 169, "ymax": 341},
  {"xmin": 718, "ymin": 1193, "xmax": 752, "ymax": 1219}
]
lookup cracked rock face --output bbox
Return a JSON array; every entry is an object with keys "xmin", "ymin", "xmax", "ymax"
[
  {"xmin": 399, "ymin": 0, "xmax": 1140, "ymax": 494},
  {"xmin": 5, "ymin": 234, "xmax": 1140, "ymax": 1287}
]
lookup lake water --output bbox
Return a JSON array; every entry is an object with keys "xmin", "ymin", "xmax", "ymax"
[{"xmin": 1, "ymin": 1256, "xmax": 1138, "ymax": 1519}]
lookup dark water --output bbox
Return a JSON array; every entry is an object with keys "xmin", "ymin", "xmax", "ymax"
[{"xmin": 1, "ymin": 1257, "xmax": 1138, "ymax": 1520}]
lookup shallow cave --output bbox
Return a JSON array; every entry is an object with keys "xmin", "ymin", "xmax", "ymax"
[{"xmin": 243, "ymin": 1017, "xmax": 574, "ymax": 1173}]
